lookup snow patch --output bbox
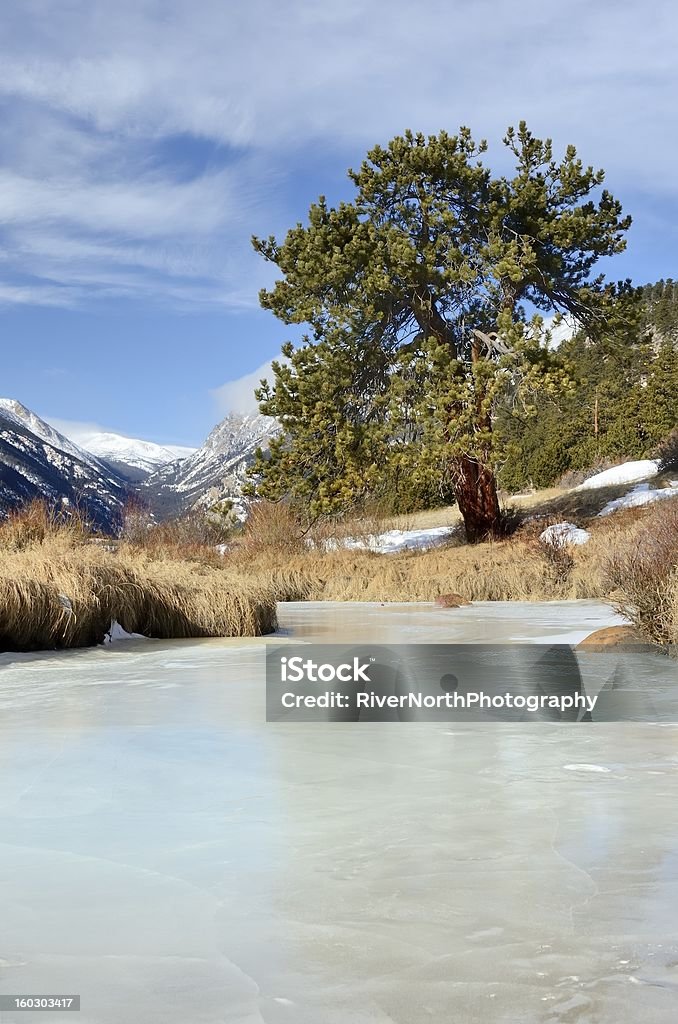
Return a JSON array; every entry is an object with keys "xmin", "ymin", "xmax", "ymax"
[
  {"xmin": 327, "ymin": 525, "xmax": 455, "ymax": 555},
  {"xmin": 598, "ymin": 480, "xmax": 678, "ymax": 517},
  {"xmin": 576, "ymin": 459, "xmax": 659, "ymax": 490},
  {"xmin": 539, "ymin": 522, "xmax": 591, "ymax": 546}
]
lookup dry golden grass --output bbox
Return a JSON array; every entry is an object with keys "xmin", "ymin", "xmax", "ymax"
[
  {"xmin": 668, "ymin": 576, "xmax": 678, "ymax": 646},
  {"xmin": 4, "ymin": 490, "xmax": 677, "ymax": 651},
  {"xmin": 0, "ymin": 500, "xmax": 91, "ymax": 550},
  {"xmin": 379, "ymin": 479, "xmax": 670, "ymax": 534},
  {"xmin": 603, "ymin": 501, "xmax": 678, "ymax": 646},
  {"xmin": 227, "ymin": 494, "xmax": 676, "ymax": 646},
  {"xmin": 226, "ymin": 495, "xmax": 673, "ymax": 608},
  {"xmin": 235, "ymin": 542, "xmax": 577, "ymax": 603},
  {"xmin": 379, "ymin": 487, "xmax": 567, "ymax": 532},
  {"xmin": 114, "ymin": 549, "xmax": 278, "ymax": 639},
  {"xmin": 0, "ymin": 504, "xmax": 278, "ymax": 651},
  {"xmin": 381, "ymin": 505, "xmax": 461, "ymax": 531},
  {"xmin": 225, "ymin": 524, "xmax": 613, "ymax": 604}
]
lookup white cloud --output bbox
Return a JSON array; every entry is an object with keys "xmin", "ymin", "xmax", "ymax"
[
  {"xmin": 44, "ymin": 415, "xmax": 195, "ymax": 450},
  {"xmin": 211, "ymin": 358, "xmax": 280, "ymax": 416},
  {"xmin": 1, "ymin": 0, "xmax": 676, "ymax": 168},
  {"xmin": 0, "ymin": 168, "xmax": 242, "ymax": 236},
  {"xmin": 0, "ymin": 282, "xmax": 81, "ymax": 307},
  {"xmin": 0, "ymin": 0, "xmax": 677, "ymax": 308}
]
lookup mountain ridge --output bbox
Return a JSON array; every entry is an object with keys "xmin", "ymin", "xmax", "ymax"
[
  {"xmin": 0, "ymin": 405, "xmax": 129, "ymax": 530},
  {"xmin": 0, "ymin": 400, "xmax": 278, "ymax": 528},
  {"xmin": 79, "ymin": 432, "xmax": 197, "ymax": 482},
  {"xmin": 0, "ymin": 399, "xmax": 108, "ymax": 472},
  {"xmin": 141, "ymin": 412, "xmax": 278, "ymax": 518}
]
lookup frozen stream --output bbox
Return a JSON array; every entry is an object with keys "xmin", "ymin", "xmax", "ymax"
[{"xmin": 1, "ymin": 601, "xmax": 678, "ymax": 1023}]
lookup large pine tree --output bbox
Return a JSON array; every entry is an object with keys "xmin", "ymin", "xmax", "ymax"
[{"xmin": 249, "ymin": 124, "xmax": 631, "ymax": 540}]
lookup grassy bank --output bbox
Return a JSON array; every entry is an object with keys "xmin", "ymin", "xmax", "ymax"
[
  {"xmin": 0, "ymin": 504, "xmax": 278, "ymax": 651},
  {"xmin": 227, "ymin": 519, "xmax": 613, "ymax": 603},
  {"xmin": 2, "ymin": 492, "xmax": 676, "ymax": 652},
  {"xmin": 226, "ymin": 496, "xmax": 678, "ymax": 646}
]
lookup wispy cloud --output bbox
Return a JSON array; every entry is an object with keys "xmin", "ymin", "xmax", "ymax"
[
  {"xmin": 44, "ymin": 414, "xmax": 195, "ymax": 450},
  {"xmin": 0, "ymin": 0, "xmax": 677, "ymax": 310},
  {"xmin": 3, "ymin": 1, "xmax": 676, "ymax": 159},
  {"xmin": 44, "ymin": 416, "xmax": 112, "ymax": 446},
  {"xmin": 211, "ymin": 358, "xmax": 280, "ymax": 417}
]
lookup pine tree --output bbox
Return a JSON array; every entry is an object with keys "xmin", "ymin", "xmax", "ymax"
[{"xmin": 249, "ymin": 123, "xmax": 631, "ymax": 540}]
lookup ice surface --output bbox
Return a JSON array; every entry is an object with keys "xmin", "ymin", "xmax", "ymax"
[{"xmin": 1, "ymin": 600, "xmax": 678, "ymax": 1023}]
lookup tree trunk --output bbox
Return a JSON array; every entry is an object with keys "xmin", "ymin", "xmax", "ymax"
[
  {"xmin": 452, "ymin": 454, "xmax": 502, "ymax": 543},
  {"xmin": 410, "ymin": 295, "xmax": 502, "ymax": 541},
  {"xmin": 450, "ymin": 328, "xmax": 502, "ymax": 543}
]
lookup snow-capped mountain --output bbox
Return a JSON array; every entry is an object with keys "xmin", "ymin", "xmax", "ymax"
[
  {"xmin": 0, "ymin": 399, "xmax": 277, "ymax": 529},
  {"xmin": 0, "ymin": 403, "xmax": 129, "ymax": 531},
  {"xmin": 79, "ymin": 432, "xmax": 196, "ymax": 482},
  {"xmin": 0, "ymin": 399, "xmax": 105, "ymax": 471},
  {"xmin": 142, "ymin": 413, "xmax": 278, "ymax": 518}
]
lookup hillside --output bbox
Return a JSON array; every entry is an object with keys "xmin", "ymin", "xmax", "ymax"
[
  {"xmin": 142, "ymin": 412, "xmax": 278, "ymax": 518},
  {"xmin": 0, "ymin": 405, "xmax": 128, "ymax": 530},
  {"xmin": 0, "ymin": 400, "xmax": 278, "ymax": 528}
]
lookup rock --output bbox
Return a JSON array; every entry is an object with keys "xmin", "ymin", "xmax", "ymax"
[
  {"xmin": 577, "ymin": 626, "xmax": 648, "ymax": 650},
  {"xmin": 435, "ymin": 593, "xmax": 472, "ymax": 608}
]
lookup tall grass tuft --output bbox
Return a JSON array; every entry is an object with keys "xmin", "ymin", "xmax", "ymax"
[
  {"xmin": 0, "ymin": 503, "xmax": 277, "ymax": 651},
  {"xmin": 0, "ymin": 500, "xmax": 92, "ymax": 550},
  {"xmin": 604, "ymin": 501, "xmax": 678, "ymax": 646}
]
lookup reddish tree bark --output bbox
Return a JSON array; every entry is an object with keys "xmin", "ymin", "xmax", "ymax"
[
  {"xmin": 452, "ymin": 454, "xmax": 502, "ymax": 543},
  {"xmin": 450, "ymin": 329, "xmax": 503, "ymax": 542}
]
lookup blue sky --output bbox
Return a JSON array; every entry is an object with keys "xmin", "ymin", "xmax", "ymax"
[{"xmin": 1, "ymin": 0, "xmax": 677, "ymax": 447}]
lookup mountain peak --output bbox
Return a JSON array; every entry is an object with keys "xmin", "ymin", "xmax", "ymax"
[
  {"xmin": 80, "ymin": 431, "xmax": 196, "ymax": 480},
  {"xmin": 142, "ymin": 410, "xmax": 279, "ymax": 519},
  {"xmin": 204, "ymin": 411, "xmax": 276, "ymax": 454},
  {"xmin": 0, "ymin": 398, "xmax": 103, "ymax": 469},
  {"xmin": 0, "ymin": 400, "xmax": 128, "ymax": 530}
]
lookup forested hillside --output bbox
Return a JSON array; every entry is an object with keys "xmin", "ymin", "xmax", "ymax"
[
  {"xmin": 641, "ymin": 278, "xmax": 678, "ymax": 339},
  {"xmin": 496, "ymin": 283, "xmax": 678, "ymax": 491}
]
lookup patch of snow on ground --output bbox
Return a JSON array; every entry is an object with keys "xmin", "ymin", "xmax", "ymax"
[
  {"xmin": 576, "ymin": 459, "xmax": 659, "ymax": 490},
  {"xmin": 598, "ymin": 480, "xmax": 678, "ymax": 517},
  {"xmin": 540, "ymin": 522, "xmax": 591, "ymax": 546},
  {"xmin": 329, "ymin": 525, "xmax": 455, "ymax": 555}
]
